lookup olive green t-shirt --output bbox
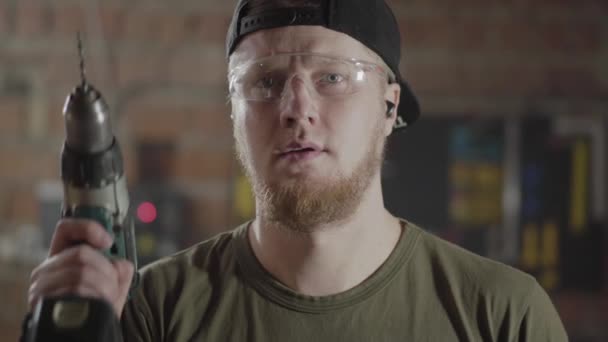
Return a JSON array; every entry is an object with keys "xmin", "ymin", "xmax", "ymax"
[{"xmin": 121, "ymin": 220, "xmax": 567, "ymax": 341}]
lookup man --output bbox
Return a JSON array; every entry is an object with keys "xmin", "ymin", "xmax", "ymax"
[{"xmin": 28, "ymin": 0, "xmax": 568, "ymax": 340}]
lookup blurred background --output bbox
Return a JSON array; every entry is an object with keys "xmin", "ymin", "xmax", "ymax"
[{"xmin": 0, "ymin": 0, "xmax": 606, "ymax": 340}]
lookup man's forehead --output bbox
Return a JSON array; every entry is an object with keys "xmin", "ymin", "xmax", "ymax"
[{"xmin": 230, "ymin": 26, "xmax": 376, "ymax": 67}]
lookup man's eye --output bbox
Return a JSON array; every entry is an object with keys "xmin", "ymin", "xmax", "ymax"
[
  {"xmin": 254, "ymin": 76, "xmax": 274, "ymax": 89},
  {"xmin": 322, "ymin": 73, "xmax": 344, "ymax": 84}
]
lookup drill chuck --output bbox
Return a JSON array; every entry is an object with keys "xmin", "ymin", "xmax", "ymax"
[
  {"xmin": 61, "ymin": 83, "xmax": 124, "ymax": 190},
  {"xmin": 63, "ymin": 83, "xmax": 114, "ymax": 154}
]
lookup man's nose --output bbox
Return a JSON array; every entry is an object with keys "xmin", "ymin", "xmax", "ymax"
[{"xmin": 278, "ymin": 75, "xmax": 320, "ymax": 128}]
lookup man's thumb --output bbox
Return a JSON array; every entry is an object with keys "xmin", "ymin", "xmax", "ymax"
[{"xmin": 114, "ymin": 260, "xmax": 135, "ymax": 317}]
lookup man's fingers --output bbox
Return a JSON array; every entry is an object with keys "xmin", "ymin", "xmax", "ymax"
[
  {"xmin": 49, "ymin": 218, "xmax": 113, "ymax": 256},
  {"xmin": 28, "ymin": 267, "xmax": 119, "ymax": 311},
  {"xmin": 29, "ymin": 217, "xmax": 135, "ymax": 318},
  {"xmin": 31, "ymin": 245, "xmax": 118, "ymax": 287}
]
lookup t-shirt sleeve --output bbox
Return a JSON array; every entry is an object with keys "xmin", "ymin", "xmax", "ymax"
[{"xmin": 516, "ymin": 281, "xmax": 568, "ymax": 342}]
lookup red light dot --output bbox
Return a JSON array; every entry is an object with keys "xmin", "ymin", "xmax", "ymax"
[{"xmin": 137, "ymin": 202, "xmax": 157, "ymax": 223}]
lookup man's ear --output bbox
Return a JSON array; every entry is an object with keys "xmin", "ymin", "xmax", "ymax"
[
  {"xmin": 383, "ymin": 82, "xmax": 401, "ymax": 135},
  {"xmin": 385, "ymin": 101, "xmax": 395, "ymax": 117}
]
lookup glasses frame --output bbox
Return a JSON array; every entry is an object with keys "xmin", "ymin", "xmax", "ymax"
[{"xmin": 228, "ymin": 52, "xmax": 396, "ymax": 102}]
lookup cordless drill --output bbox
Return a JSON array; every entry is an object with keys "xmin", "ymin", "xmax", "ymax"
[{"xmin": 22, "ymin": 35, "xmax": 138, "ymax": 342}]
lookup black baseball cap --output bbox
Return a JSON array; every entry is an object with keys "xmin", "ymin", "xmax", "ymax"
[{"xmin": 226, "ymin": 0, "xmax": 421, "ymax": 130}]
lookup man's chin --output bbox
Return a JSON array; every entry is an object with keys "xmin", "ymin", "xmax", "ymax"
[
  {"xmin": 272, "ymin": 163, "xmax": 329, "ymax": 181},
  {"xmin": 267, "ymin": 172, "xmax": 330, "ymax": 188},
  {"xmin": 255, "ymin": 174, "xmax": 362, "ymax": 232}
]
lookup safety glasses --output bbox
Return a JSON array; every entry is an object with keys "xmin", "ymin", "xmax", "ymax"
[{"xmin": 228, "ymin": 53, "xmax": 393, "ymax": 102}]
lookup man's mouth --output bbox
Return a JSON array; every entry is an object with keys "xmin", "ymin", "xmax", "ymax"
[
  {"xmin": 282, "ymin": 146, "xmax": 315, "ymax": 154},
  {"xmin": 277, "ymin": 143, "xmax": 324, "ymax": 161}
]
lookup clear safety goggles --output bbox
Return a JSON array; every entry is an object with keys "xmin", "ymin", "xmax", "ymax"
[{"xmin": 228, "ymin": 53, "xmax": 394, "ymax": 102}]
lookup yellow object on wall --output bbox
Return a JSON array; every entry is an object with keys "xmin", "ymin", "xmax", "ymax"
[{"xmin": 233, "ymin": 172, "xmax": 255, "ymax": 220}]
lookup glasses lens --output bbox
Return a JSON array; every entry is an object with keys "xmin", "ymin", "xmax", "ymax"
[{"xmin": 230, "ymin": 54, "xmax": 373, "ymax": 101}]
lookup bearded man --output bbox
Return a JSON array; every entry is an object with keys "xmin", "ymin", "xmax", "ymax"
[{"xmin": 27, "ymin": 0, "xmax": 567, "ymax": 341}]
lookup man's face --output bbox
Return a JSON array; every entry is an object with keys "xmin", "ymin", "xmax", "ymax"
[{"xmin": 230, "ymin": 26, "xmax": 399, "ymax": 230}]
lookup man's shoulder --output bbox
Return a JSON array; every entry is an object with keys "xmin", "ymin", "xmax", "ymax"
[
  {"xmin": 399, "ymin": 221, "xmax": 566, "ymax": 340},
  {"xmin": 136, "ymin": 222, "xmax": 248, "ymax": 292},
  {"xmin": 407, "ymin": 221, "xmax": 537, "ymax": 302},
  {"xmin": 122, "ymin": 223, "xmax": 250, "ymax": 340}
]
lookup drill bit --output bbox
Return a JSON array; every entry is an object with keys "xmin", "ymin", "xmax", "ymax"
[{"xmin": 77, "ymin": 32, "xmax": 87, "ymax": 88}]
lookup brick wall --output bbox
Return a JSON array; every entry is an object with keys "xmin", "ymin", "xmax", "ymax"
[
  {"xmin": 0, "ymin": 0, "xmax": 606, "ymax": 340},
  {"xmin": 0, "ymin": 0, "xmax": 238, "ymax": 235}
]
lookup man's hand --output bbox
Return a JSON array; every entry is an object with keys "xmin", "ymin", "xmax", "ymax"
[{"xmin": 28, "ymin": 218, "xmax": 134, "ymax": 318}]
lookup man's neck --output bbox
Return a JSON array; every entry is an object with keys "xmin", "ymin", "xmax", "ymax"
[{"xmin": 248, "ymin": 183, "xmax": 402, "ymax": 296}]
